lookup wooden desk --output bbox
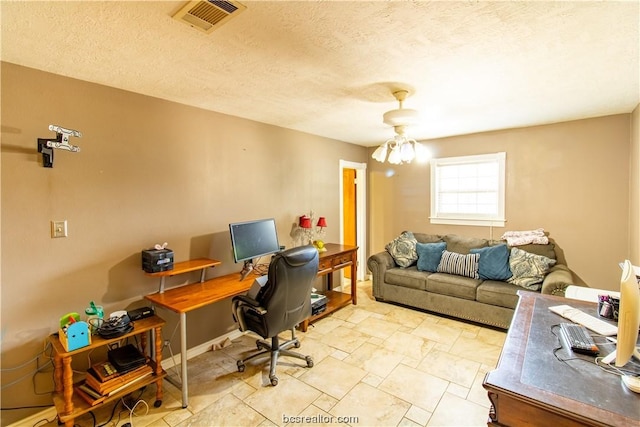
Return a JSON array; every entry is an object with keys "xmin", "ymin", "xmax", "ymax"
[
  {"xmin": 145, "ymin": 272, "xmax": 255, "ymax": 407},
  {"xmin": 144, "ymin": 244, "xmax": 358, "ymax": 407},
  {"xmin": 483, "ymin": 291, "xmax": 639, "ymax": 427},
  {"xmin": 49, "ymin": 315, "xmax": 166, "ymax": 427},
  {"xmin": 301, "ymin": 243, "xmax": 358, "ymax": 331}
]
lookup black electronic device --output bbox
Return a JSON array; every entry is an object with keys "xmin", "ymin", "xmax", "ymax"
[
  {"xmin": 311, "ymin": 293, "xmax": 327, "ymax": 316},
  {"xmin": 128, "ymin": 306, "xmax": 154, "ymax": 321},
  {"xmin": 141, "ymin": 247, "xmax": 174, "ymax": 273}
]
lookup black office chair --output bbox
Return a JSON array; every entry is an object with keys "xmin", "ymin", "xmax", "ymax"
[{"xmin": 231, "ymin": 245, "xmax": 319, "ymax": 386}]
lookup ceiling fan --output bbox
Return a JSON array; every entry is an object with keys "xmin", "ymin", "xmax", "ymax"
[{"xmin": 372, "ymin": 88, "xmax": 427, "ymax": 164}]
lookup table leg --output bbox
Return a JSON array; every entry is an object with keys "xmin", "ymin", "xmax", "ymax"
[
  {"xmin": 180, "ymin": 312, "xmax": 188, "ymax": 408},
  {"xmin": 62, "ymin": 356, "xmax": 73, "ymax": 415},
  {"xmin": 154, "ymin": 326, "xmax": 164, "ymax": 406},
  {"xmin": 351, "ymin": 252, "xmax": 357, "ymax": 305},
  {"xmin": 52, "ymin": 354, "xmax": 63, "ymax": 393}
]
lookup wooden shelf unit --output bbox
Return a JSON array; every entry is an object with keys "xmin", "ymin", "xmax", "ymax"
[
  {"xmin": 49, "ymin": 315, "xmax": 166, "ymax": 427},
  {"xmin": 145, "ymin": 258, "xmax": 221, "ymax": 293}
]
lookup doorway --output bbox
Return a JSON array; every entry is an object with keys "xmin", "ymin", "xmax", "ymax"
[{"xmin": 339, "ymin": 160, "xmax": 367, "ymax": 282}]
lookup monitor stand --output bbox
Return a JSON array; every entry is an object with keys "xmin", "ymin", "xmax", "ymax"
[{"xmin": 240, "ymin": 260, "xmax": 254, "ymax": 281}]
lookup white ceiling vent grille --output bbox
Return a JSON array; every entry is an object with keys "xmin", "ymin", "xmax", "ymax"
[{"xmin": 173, "ymin": 0, "xmax": 246, "ymax": 34}]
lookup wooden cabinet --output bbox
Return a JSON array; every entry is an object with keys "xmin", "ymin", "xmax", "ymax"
[{"xmin": 49, "ymin": 315, "xmax": 166, "ymax": 427}]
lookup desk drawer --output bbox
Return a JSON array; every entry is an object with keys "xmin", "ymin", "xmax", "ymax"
[
  {"xmin": 332, "ymin": 254, "xmax": 353, "ymax": 269},
  {"xmin": 318, "ymin": 258, "xmax": 333, "ymax": 275}
]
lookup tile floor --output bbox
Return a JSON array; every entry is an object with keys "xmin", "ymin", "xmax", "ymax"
[{"xmin": 43, "ymin": 281, "xmax": 506, "ymax": 427}]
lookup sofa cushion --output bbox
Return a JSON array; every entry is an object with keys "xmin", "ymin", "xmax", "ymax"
[
  {"xmin": 385, "ymin": 231, "xmax": 418, "ymax": 267},
  {"xmin": 437, "ymin": 250, "xmax": 480, "ymax": 279},
  {"xmin": 426, "ymin": 273, "xmax": 482, "ymax": 300},
  {"xmin": 508, "ymin": 247, "xmax": 556, "ymax": 291},
  {"xmin": 444, "ymin": 234, "xmax": 488, "ymax": 254},
  {"xmin": 385, "ymin": 266, "xmax": 428, "ymax": 291},
  {"xmin": 513, "ymin": 242, "xmax": 556, "ymax": 260},
  {"xmin": 470, "ymin": 244, "xmax": 512, "ymax": 281},
  {"xmin": 413, "ymin": 233, "xmax": 444, "ymax": 244},
  {"xmin": 416, "ymin": 242, "xmax": 447, "ymax": 272},
  {"xmin": 477, "ymin": 280, "xmax": 527, "ymax": 309}
]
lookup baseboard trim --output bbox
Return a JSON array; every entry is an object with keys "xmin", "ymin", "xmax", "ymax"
[{"xmin": 9, "ymin": 330, "xmax": 245, "ymax": 427}]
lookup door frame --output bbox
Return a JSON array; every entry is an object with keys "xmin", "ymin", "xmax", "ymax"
[{"xmin": 339, "ymin": 160, "xmax": 367, "ymax": 281}]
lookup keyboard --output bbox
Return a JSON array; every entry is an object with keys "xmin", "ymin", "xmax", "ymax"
[
  {"xmin": 559, "ymin": 323, "xmax": 600, "ymax": 355},
  {"xmin": 548, "ymin": 304, "xmax": 618, "ymax": 336}
]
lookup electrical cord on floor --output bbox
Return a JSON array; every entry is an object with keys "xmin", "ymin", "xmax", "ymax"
[{"xmin": 122, "ymin": 397, "xmax": 149, "ymax": 427}]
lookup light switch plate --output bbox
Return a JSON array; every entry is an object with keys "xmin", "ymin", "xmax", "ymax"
[{"xmin": 51, "ymin": 220, "xmax": 68, "ymax": 238}]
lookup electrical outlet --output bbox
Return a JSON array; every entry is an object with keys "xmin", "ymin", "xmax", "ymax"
[{"xmin": 51, "ymin": 220, "xmax": 68, "ymax": 238}]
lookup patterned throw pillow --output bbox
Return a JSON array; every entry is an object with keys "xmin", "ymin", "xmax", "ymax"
[
  {"xmin": 416, "ymin": 241, "xmax": 447, "ymax": 272},
  {"xmin": 385, "ymin": 231, "xmax": 418, "ymax": 268},
  {"xmin": 508, "ymin": 247, "xmax": 556, "ymax": 290},
  {"xmin": 437, "ymin": 250, "xmax": 480, "ymax": 279},
  {"xmin": 470, "ymin": 244, "xmax": 512, "ymax": 281}
]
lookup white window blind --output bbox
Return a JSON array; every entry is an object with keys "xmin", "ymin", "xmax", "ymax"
[{"xmin": 430, "ymin": 152, "xmax": 506, "ymax": 227}]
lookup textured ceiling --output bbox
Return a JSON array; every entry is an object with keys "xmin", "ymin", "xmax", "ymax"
[{"xmin": 1, "ymin": 1, "xmax": 639, "ymax": 146}]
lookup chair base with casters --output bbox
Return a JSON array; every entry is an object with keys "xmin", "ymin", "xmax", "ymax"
[{"xmin": 236, "ymin": 328, "xmax": 313, "ymax": 386}]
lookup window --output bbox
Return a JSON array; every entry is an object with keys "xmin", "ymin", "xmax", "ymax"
[{"xmin": 430, "ymin": 152, "xmax": 506, "ymax": 227}]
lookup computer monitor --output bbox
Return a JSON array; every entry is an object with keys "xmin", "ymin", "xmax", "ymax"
[
  {"xmin": 229, "ymin": 218, "xmax": 281, "ymax": 280},
  {"xmin": 614, "ymin": 259, "xmax": 640, "ymax": 368}
]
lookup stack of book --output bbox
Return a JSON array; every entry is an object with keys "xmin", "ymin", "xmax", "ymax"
[{"xmin": 75, "ymin": 360, "xmax": 152, "ymax": 406}]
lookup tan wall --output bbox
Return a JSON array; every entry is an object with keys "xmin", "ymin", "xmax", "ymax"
[
  {"xmin": 630, "ymin": 104, "xmax": 640, "ymax": 264},
  {"xmin": 0, "ymin": 62, "xmax": 366, "ymax": 422},
  {"xmin": 368, "ymin": 114, "xmax": 632, "ymax": 291}
]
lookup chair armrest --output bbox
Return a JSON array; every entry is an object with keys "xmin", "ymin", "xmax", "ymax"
[
  {"xmin": 541, "ymin": 264, "xmax": 576, "ymax": 296},
  {"xmin": 233, "ymin": 294, "xmax": 261, "ymax": 308}
]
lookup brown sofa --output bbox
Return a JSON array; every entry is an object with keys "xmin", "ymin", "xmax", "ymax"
[{"xmin": 367, "ymin": 233, "xmax": 575, "ymax": 329}]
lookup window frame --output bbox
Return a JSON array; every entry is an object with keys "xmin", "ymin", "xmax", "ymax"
[{"xmin": 429, "ymin": 152, "xmax": 506, "ymax": 227}]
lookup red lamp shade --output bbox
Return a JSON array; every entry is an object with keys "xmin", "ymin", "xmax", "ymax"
[
  {"xmin": 299, "ymin": 217, "xmax": 312, "ymax": 229},
  {"xmin": 317, "ymin": 217, "xmax": 327, "ymax": 228}
]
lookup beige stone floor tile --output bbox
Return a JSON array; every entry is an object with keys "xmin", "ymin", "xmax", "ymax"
[
  {"xmin": 331, "ymin": 348, "xmax": 350, "ymax": 360},
  {"xmin": 405, "ymin": 404, "xmax": 432, "ymax": 425},
  {"xmin": 383, "ymin": 306, "xmax": 432, "ymax": 329},
  {"xmin": 343, "ymin": 342, "xmax": 405, "ymax": 378},
  {"xmin": 354, "ymin": 316, "xmax": 402, "ymax": 340},
  {"xmin": 417, "ymin": 348, "xmax": 480, "ymax": 388},
  {"xmin": 306, "ymin": 316, "xmax": 347, "ymax": 335},
  {"xmin": 426, "ymin": 392, "xmax": 489, "ymax": 427},
  {"xmin": 446, "ymin": 381, "xmax": 470, "ymax": 399},
  {"xmin": 242, "ymin": 373, "xmax": 322, "ymax": 425},
  {"xmin": 313, "ymin": 393, "xmax": 340, "ymax": 413},
  {"xmin": 449, "ymin": 335, "xmax": 502, "ymax": 366},
  {"xmin": 319, "ymin": 325, "xmax": 370, "ymax": 353},
  {"xmin": 343, "ymin": 307, "xmax": 375, "ymax": 324},
  {"xmin": 411, "ymin": 319, "xmax": 463, "ymax": 345},
  {"xmin": 382, "ymin": 330, "xmax": 435, "ymax": 360},
  {"xmin": 299, "ymin": 356, "xmax": 366, "ymax": 400},
  {"xmin": 361, "ymin": 372, "xmax": 384, "ymax": 388},
  {"xmin": 477, "ymin": 326, "xmax": 507, "ymax": 346},
  {"xmin": 330, "ymin": 382, "xmax": 411, "ymax": 426},
  {"xmin": 398, "ymin": 418, "xmax": 423, "ymax": 427},
  {"xmin": 467, "ymin": 371, "xmax": 492, "ymax": 408},
  {"xmin": 175, "ymin": 393, "xmax": 265, "ymax": 427},
  {"xmin": 286, "ymin": 405, "xmax": 349, "ymax": 426},
  {"xmin": 379, "ymin": 364, "xmax": 449, "ymax": 412}
]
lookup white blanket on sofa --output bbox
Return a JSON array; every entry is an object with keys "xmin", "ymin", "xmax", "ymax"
[{"xmin": 501, "ymin": 228, "xmax": 549, "ymax": 246}]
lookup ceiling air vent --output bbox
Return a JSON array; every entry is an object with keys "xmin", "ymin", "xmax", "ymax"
[{"xmin": 173, "ymin": 0, "xmax": 246, "ymax": 34}]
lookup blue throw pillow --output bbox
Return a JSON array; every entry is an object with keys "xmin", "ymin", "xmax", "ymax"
[
  {"xmin": 416, "ymin": 242, "xmax": 446, "ymax": 272},
  {"xmin": 470, "ymin": 244, "xmax": 512, "ymax": 281}
]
